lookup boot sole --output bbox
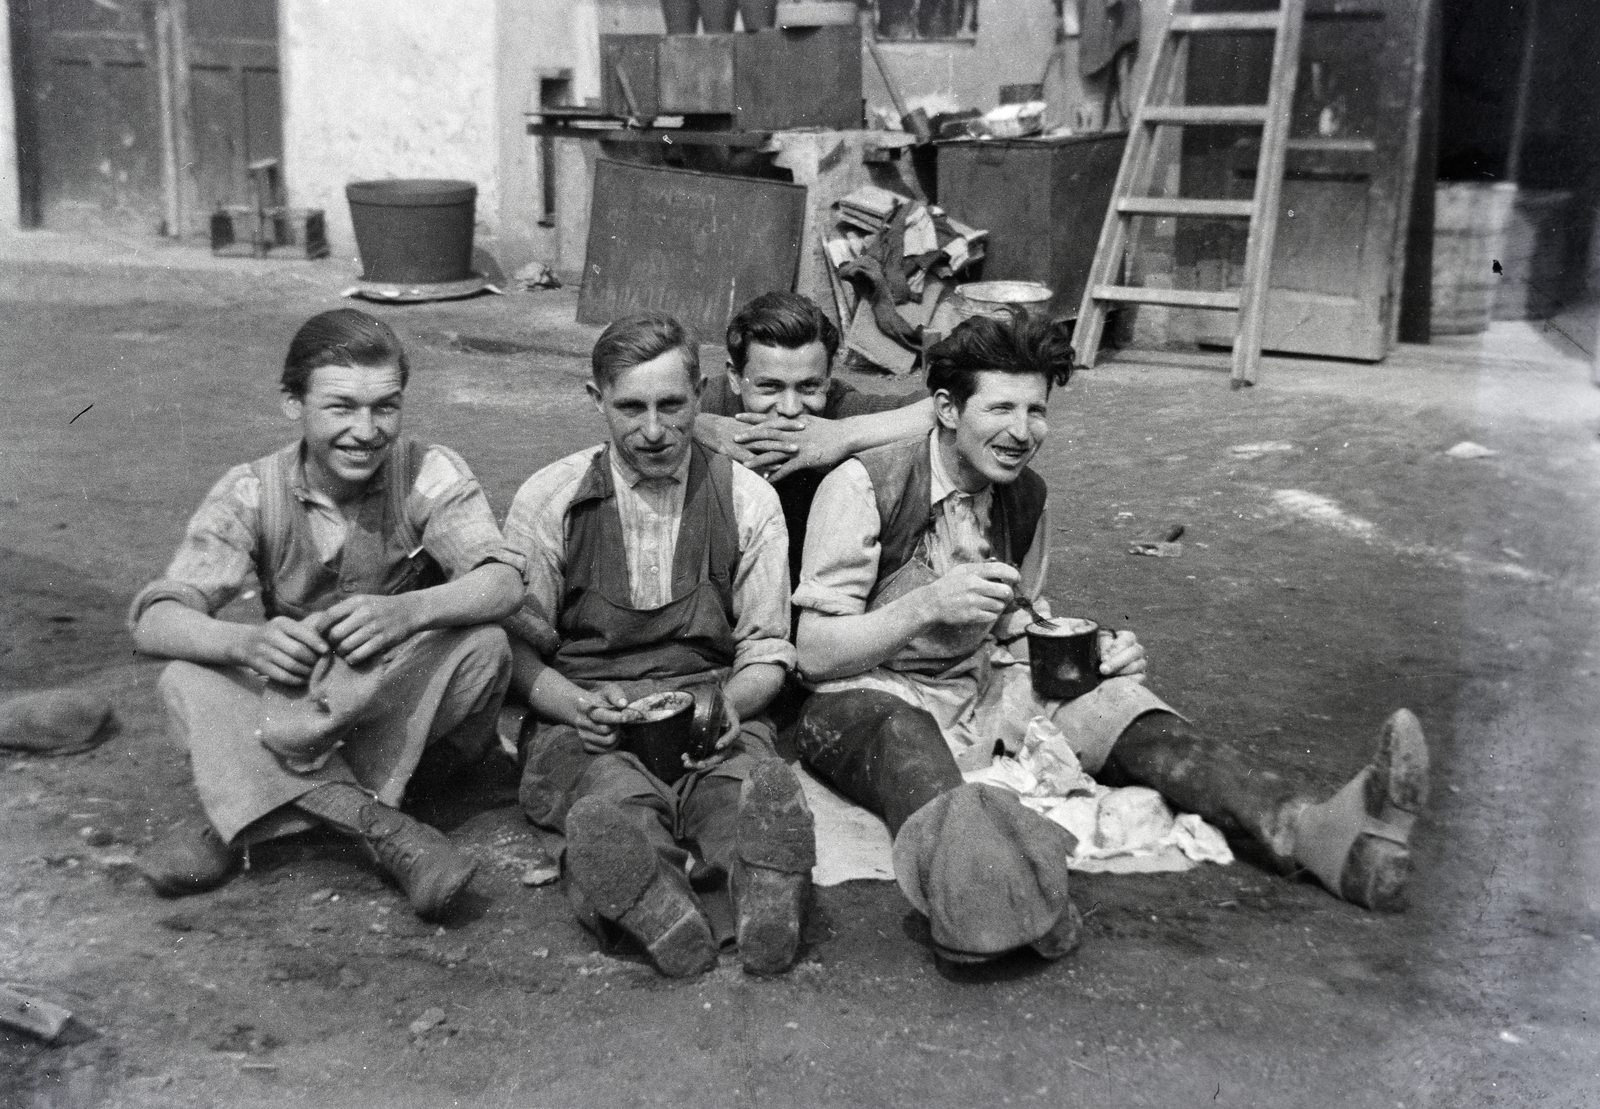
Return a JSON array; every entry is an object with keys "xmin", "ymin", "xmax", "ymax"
[
  {"xmin": 566, "ymin": 798, "xmax": 716, "ymax": 978},
  {"xmin": 735, "ymin": 761, "xmax": 815, "ymax": 976},
  {"xmin": 737, "ymin": 866, "xmax": 809, "ymax": 976}
]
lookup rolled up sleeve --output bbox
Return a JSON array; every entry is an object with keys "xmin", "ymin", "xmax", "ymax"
[
  {"xmin": 411, "ymin": 445, "xmax": 525, "ymax": 578},
  {"xmin": 728, "ymin": 467, "xmax": 797, "ymax": 674},
  {"xmin": 500, "ymin": 450, "xmax": 596, "ymax": 659},
  {"xmin": 127, "ymin": 465, "xmax": 262, "ymax": 631},
  {"xmin": 791, "ymin": 459, "xmax": 882, "ymax": 618}
]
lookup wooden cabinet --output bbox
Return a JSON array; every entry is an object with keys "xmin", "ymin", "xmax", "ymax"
[{"xmin": 935, "ymin": 132, "xmax": 1128, "ymax": 319}]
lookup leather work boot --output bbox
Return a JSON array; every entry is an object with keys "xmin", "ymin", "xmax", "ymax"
[
  {"xmin": 732, "ymin": 759, "xmax": 816, "ymax": 977},
  {"xmin": 139, "ymin": 822, "xmax": 241, "ymax": 897},
  {"xmin": 356, "ymin": 802, "xmax": 477, "ymax": 921},
  {"xmin": 1293, "ymin": 708, "xmax": 1429, "ymax": 912},
  {"xmin": 565, "ymin": 796, "xmax": 718, "ymax": 978}
]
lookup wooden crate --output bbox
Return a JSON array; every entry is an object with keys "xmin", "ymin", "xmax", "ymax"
[{"xmin": 936, "ymin": 132, "xmax": 1127, "ymax": 319}]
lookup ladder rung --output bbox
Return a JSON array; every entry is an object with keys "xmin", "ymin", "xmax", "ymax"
[
  {"xmin": 1091, "ymin": 285, "xmax": 1243, "ymax": 311},
  {"xmin": 1169, "ymin": 12, "xmax": 1283, "ymax": 33},
  {"xmin": 1116, "ymin": 197, "xmax": 1256, "ymax": 219},
  {"xmin": 1143, "ymin": 105, "xmax": 1269, "ymax": 126}
]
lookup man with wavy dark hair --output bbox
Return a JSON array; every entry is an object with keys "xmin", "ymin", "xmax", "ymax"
[{"xmin": 792, "ymin": 312, "xmax": 1430, "ymax": 963}]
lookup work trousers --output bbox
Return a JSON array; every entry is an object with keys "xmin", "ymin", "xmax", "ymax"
[
  {"xmin": 521, "ymin": 719, "xmax": 780, "ymax": 942},
  {"xmin": 797, "ymin": 690, "xmax": 1304, "ymax": 858},
  {"xmin": 161, "ymin": 625, "xmax": 512, "ymax": 843}
]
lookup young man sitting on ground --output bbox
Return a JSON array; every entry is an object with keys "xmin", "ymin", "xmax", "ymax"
[
  {"xmin": 791, "ymin": 312, "xmax": 1430, "ymax": 963},
  {"xmin": 131, "ymin": 309, "xmax": 523, "ymax": 920},
  {"xmin": 503, "ymin": 314, "xmax": 815, "ymax": 978},
  {"xmin": 695, "ymin": 292, "xmax": 933, "ymax": 588}
]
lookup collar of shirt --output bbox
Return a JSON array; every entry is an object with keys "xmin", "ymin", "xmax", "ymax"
[
  {"xmin": 608, "ymin": 445, "xmax": 692, "ymax": 491},
  {"xmin": 289, "ymin": 441, "xmax": 387, "ymax": 509},
  {"xmin": 926, "ymin": 430, "xmax": 992, "ymax": 515}
]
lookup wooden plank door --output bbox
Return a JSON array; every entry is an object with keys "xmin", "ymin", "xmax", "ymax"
[
  {"xmin": 12, "ymin": 0, "xmax": 166, "ymax": 230},
  {"xmin": 187, "ymin": 0, "xmax": 282, "ymax": 215},
  {"xmin": 11, "ymin": 0, "xmax": 279, "ymax": 233},
  {"xmin": 1176, "ymin": 0, "xmax": 1429, "ymax": 362}
]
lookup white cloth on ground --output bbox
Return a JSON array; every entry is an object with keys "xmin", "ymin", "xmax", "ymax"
[{"xmin": 801, "ymin": 716, "xmax": 1231, "ymax": 886}]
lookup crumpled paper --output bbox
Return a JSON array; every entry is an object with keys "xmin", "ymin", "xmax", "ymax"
[{"xmin": 964, "ymin": 717, "xmax": 1233, "ymax": 873}]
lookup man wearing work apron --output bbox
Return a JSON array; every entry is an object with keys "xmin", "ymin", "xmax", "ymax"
[
  {"xmin": 503, "ymin": 314, "xmax": 814, "ymax": 978},
  {"xmin": 792, "ymin": 313, "xmax": 1430, "ymax": 963}
]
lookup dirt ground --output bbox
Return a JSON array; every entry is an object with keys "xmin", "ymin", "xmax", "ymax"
[{"xmin": 2, "ymin": 235, "xmax": 1598, "ymax": 1108}]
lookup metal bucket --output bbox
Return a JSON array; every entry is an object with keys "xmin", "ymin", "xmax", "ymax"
[
  {"xmin": 345, "ymin": 179, "xmax": 476, "ymax": 285},
  {"xmin": 952, "ymin": 280, "xmax": 1054, "ymax": 322}
]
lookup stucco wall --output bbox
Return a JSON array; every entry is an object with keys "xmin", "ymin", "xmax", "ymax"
[
  {"xmin": 0, "ymin": 0, "xmax": 20, "ymax": 231},
  {"xmin": 280, "ymin": 0, "xmax": 500, "ymax": 272}
]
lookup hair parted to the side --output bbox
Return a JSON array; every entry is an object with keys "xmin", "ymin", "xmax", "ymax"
[
  {"xmin": 591, "ymin": 314, "xmax": 700, "ymax": 390},
  {"xmin": 281, "ymin": 308, "xmax": 410, "ymax": 398},
  {"xmin": 923, "ymin": 310, "xmax": 1075, "ymax": 408},
  {"xmin": 725, "ymin": 291, "xmax": 840, "ymax": 374}
]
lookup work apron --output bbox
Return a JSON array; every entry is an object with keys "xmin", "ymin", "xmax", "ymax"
[{"xmin": 520, "ymin": 444, "xmax": 777, "ymax": 833}]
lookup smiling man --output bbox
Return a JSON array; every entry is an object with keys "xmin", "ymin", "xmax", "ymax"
[
  {"xmin": 792, "ymin": 313, "xmax": 1430, "ymax": 963},
  {"xmin": 502, "ymin": 314, "xmax": 815, "ymax": 978},
  {"xmin": 129, "ymin": 309, "xmax": 524, "ymax": 920}
]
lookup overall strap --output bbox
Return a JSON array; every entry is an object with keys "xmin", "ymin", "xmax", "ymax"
[
  {"xmin": 857, "ymin": 438, "xmax": 934, "ymax": 583},
  {"xmin": 991, "ymin": 468, "xmax": 1047, "ymax": 568},
  {"xmin": 250, "ymin": 443, "xmax": 300, "ymax": 618},
  {"xmin": 562, "ymin": 447, "xmax": 631, "ymax": 602},
  {"xmin": 671, "ymin": 443, "xmax": 740, "ymax": 606},
  {"xmin": 382, "ymin": 438, "xmax": 428, "ymax": 554}
]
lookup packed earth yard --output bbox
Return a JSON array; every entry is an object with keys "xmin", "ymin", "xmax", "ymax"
[{"xmin": 2, "ymin": 237, "xmax": 1598, "ymax": 1108}]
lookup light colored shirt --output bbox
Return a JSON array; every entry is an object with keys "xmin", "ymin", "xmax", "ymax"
[
  {"xmin": 502, "ymin": 444, "xmax": 796, "ymax": 676},
  {"xmin": 129, "ymin": 442, "xmax": 520, "ymax": 626},
  {"xmin": 793, "ymin": 431, "xmax": 1048, "ymax": 670}
]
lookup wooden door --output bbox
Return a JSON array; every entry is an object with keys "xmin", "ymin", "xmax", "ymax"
[
  {"xmin": 1176, "ymin": 0, "xmax": 1429, "ymax": 362},
  {"xmin": 11, "ymin": 0, "xmax": 280, "ymax": 233}
]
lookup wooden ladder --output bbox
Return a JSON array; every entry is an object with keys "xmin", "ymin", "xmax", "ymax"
[{"xmin": 1071, "ymin": 0, "xmax": 1306, "ymax": 387}]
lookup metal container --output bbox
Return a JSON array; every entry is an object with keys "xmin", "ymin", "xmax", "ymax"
[{"xmin": 1027, "ymin": 618, "xmax": 1102, "ymax": 702}]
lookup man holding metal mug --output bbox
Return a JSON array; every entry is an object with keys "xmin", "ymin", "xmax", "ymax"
[
  {"xmin": 502, "ymin": 314, "xmax": 814, "ymax": 980},
  {"xmin": 791, "ymin": 313, "xmax": 1429, "ymax": 963}
]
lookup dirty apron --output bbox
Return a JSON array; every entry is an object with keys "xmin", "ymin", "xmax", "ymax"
[
  {"xmin": 160, "ymin": 439, "xmax": 512, "ymax": 843},
  {"xmin": 519, "ymin": 444, "xmax": 776, "ymax": 940},
  {"xmin": 798, "ymin": 438, "xmax": 1174, "ymax": 829}
]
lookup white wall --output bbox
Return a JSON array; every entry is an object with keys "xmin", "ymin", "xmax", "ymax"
[
  {"xmin": 0, "ymin": 0, "xmax": 21, "ymax": 231},
  {"xmin": 280, "ymin": 0, "xmax": 501, "ymax": 272}
]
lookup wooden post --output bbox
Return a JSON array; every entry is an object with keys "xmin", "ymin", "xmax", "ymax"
[
  {"xmin": 150, "ymin": 1, "xmax": 182, "ymax": 237},
  {"xmin": 168, "ymin": 0, "xmax": 200, "ymax": 236}
]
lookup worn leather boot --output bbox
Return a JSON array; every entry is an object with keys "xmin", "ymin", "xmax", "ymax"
[
  {"xmin": 565, "ymin": 796, "xmax": 718, "ymax": 978},
  {"xmin": 732, "ymin": 760, "xmax": 816, "ymax": 977},
  {"xmin": 1292, "ymin": 708, "xmax": 1429, "ymax": 912},
  {"xmin": 139, "ymin": 822, "xmax": 241, "ymax": 897},
  {"xmin": 356, "ymin": 802, "xmax": 477, "ymax": 921}
]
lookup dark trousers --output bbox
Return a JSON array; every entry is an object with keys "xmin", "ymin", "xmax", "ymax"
[
  {"xmin": 522, "ymin": 721, "xmax": 778, "ymax": 941},
  {"xmin": 795, "ymin": 690, "xmax": 1303, "ymax": 857}
]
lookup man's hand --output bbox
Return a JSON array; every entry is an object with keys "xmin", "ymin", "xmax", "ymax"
[
  {"xmin": 696, "ymin": 413, "xmax": 793, "ymax": 474},
  {"xmin": 574, "ymin": 684, "xmax": 632, "ymax": 754},
  {"xmin": 924, "ymin": 561, "xmax": 1020, "ymax": 628},
  {"xmin": 1098, "ymin": 628, "xmax": 1149, "ymax": 684},
  {"xmin": 233, "ymin": 616, "xmax": 331, "ymax": 685},
  {"xmin": 321, "ymin": 594, "xmax": 421, "ymax": 666},
  {"xmin": 732, "ymin": 412, "xmax": 858, "ymax": 482},
  {"xmin": 681, "ymin": 699, "xmax": 740, "ymax": 773}
]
